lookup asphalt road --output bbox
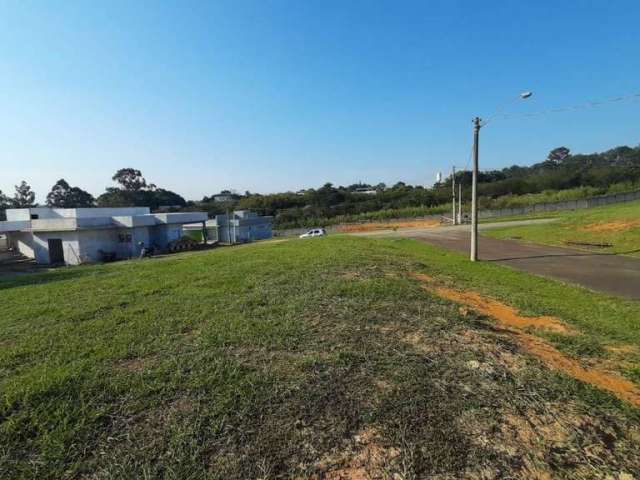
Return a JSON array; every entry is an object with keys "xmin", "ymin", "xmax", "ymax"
[{"xmin": 354, "ymin": 220, "xmax": 640, "ymax": 300}]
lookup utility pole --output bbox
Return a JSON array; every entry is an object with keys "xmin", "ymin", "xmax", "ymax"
[
  {"xmin": 451, "ymin": 166, "xmax": 456, "ymax": 225},
  {"xmin": 470, "ymin": 117, "xmax": 481, "ymax": 261},
  {"xmin": 458, "ymin": 183, "xmax": 462, "ymax": 224}
]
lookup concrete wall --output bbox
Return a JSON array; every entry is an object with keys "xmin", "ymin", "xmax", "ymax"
[
  {"xmin": 8, "ymin": 222, "xmax": 188, "ymax": 265},
  {"xmin": 6, "ymin": 209, "xmax": 31, "ymax": 221},
  {"xmin": 29, "ymin": 208, "xmax": 77, "ymax": 219},
  {"xmin": 10, "ymin": 232, "xmax": 36, "ymax": 258},
  {"xmin": 74, "ymin": 207, "xmax": 150, "ymax": 218},
  {"xmin": 149, "ymin": 224, "xmax": 183, "ymax": 247},
  {"xmin": 76, "ymin": 225, "xmax": 175, "ymax": 263},
  {"xmin": 31, "ymin": 231, "xmax": 82, "ymax": 265},
  {"xmin": 76, "ymin": 228, "xmax": 132, "ymax": 263},
  {"xmin": 5, "ymin": 207, "xmax": 151, "ymax": 221},
  {"xmin": 216, "ymin": 223, "xmax": 272, "ymax": 243}
]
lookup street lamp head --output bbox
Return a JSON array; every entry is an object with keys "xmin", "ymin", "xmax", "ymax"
[{"xmin": 520, "ymin": 91, "xmax": 533, "ymax": 99}]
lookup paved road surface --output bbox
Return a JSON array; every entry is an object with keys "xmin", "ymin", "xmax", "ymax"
[{"xmin": 353, "ymin": 220, "xmax": 640, "ymax": 300}]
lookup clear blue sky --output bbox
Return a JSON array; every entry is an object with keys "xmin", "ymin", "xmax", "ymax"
[{"xmin": 1, "ymin": 0, "xmax": 639, "ymax": 202}]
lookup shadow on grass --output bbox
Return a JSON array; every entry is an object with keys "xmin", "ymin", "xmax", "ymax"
[{"xmin": 0, "ymin": 266, "xmax": 106, "ymax": 291}]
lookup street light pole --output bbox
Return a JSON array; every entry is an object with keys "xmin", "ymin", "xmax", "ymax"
[
  {"xmin": 470, "ymin": 117, "xmax": 481, "ymax": 261},
  {"xmin": 469, "ymin": 91, "xmax": 532, "ymax": 262}
]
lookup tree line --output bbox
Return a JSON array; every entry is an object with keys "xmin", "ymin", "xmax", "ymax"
[
  {"xmin": 2, "ymin": 144, "xmax": 640, "ymax": 225},
  {"xmin": 0, "ymin": 169, "xmax": 186, "ymax": 220},
  {"xmin": 189, "ymin": 144, "xmax": 640, "ymax": 228}
]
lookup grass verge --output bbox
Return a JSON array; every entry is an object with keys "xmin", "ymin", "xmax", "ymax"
[
  {"xmin": 1, "ymin": 236, "xmax": 639, "ymax": 478},
  {"xmin": 484, "ymin": 199, "xmax": 640, "ymax": 256}
]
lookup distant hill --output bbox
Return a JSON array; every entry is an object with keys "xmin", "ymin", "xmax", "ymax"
[
  {"xmin": 467, "ymin": 145, "xmax": 640, "ymax": 199},
  {"xmin": 187, "ymin": 145, "xmax": 640, "ymax": 229}
]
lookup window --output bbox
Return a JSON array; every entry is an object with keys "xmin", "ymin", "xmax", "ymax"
[
  {"xmin": 30, "ymin": 214, "xmax": 39, "ymax": 219},
  {"xmin": 118, "ymin": 233, "xmax": 132, "ymax": 243}
]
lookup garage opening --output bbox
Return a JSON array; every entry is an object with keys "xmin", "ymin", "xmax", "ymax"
[{"xmin": 48, "ymin": 239, "xmax": 65, "ymax": 264}]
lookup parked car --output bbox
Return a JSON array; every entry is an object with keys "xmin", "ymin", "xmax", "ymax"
[{"xmin": 299, "ymin": 228, "xmax": 326, "ymax": 238}]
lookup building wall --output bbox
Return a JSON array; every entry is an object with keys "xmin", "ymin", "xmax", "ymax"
[
  {"xmin": 77, "ymin": 228, "xmax": 134, "ymax": 262},
  {"xmin": 216, "ymin": 222, "xmax": 272, "ymax": 243},
  {"xmin": 73, "ymin": 207, "xmax": 150, "ymax": 218},
  {"xmin": 10, "ymin": 232, "xmax": 36, "ymax": 258},
  {"xmin": 149, "ymin": 224, "xmax": 183, "ymax": 247},
  {"xmin": 31, "ymin": 231, "xmax": 82, "ymax": 265},
  {"xmin": 6, "ymin": 209, "xmax": 31, "ymax": 221},
  {"xmin": 13, "ymin": 224, "xmax": 189, "ymax": 265}
]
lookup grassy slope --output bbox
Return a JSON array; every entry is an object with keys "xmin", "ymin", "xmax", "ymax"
[
  {"xmin": 484, "ymin": 199, "xmax": 640, "ymax": 256},
  {"xmin": 1, "ymin": 237, "xmax": 640, "ymax": 478}
]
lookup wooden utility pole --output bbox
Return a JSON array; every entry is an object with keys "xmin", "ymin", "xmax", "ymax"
[
  {"xmin": 451, "ymin": 166, "xmax": 457, "ymax": 225},
  {"xmin": 470, "ymin": 117, "xmax": 481, "ymax": 261}
]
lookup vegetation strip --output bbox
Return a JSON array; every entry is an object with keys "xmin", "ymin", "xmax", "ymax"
[
  {"xmin": 411, "ymin": 272, "xmax": 640, "ymax": 407},
  {"xmin": 336, "ymin": 219, "xmax": 440, "ymax": 233},
  {"xmin": 486, "ymin": 199, "xmax": 640, "ymax": 256}
]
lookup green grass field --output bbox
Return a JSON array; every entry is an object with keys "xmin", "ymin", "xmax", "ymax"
[
  {"xmin": 1, "ymin": 236, "xmax": 640, "ymax": 478},
  {"xmin": 484, "ymin": 199, "xmax": 640, "ymax": 256}
]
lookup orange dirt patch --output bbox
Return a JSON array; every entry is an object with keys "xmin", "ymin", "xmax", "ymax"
[
  {"xmin": 411, "ymin": 272, "xmax": 640, "ymax": 407},
  {"xmin": 581, "ymin": 220, "xmax": 640, "ymax": 233},
  {"xmin": 515, "ymin": 331, "xmax": 640, "ymax": 407},
  {"xmin": 336, "ymin": 219, "xmax": 440, "ymax": 233},
  {"xmin": 409, "ymin": 273, "xmax": 573, "ymax": 334}
]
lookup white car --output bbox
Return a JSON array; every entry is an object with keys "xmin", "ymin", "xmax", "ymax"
[{"xmin": 299, "ymin": 228, "xmax": 326, "ymax": 238}]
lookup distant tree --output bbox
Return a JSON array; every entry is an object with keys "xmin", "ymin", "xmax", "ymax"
[
  {"xmin": 97, "ymin": 168, "xmax": 185, "ymax": 210},
  {"xmin": 151, "ymin": 188, "xmax": 187, "ymax": 208},
  {"xmin": 13, "ymin": 181, "xmax": 36, "ymax": 207},
  {"xmin": 112, "ymin": 168, "xmax": 148, "ymax": 192},
  {"xmin": 46, "ymin": 179, "xmax": 95, "ymax": 208},
  {"xmin": 0, "ymin": 190, "xmax": 10, "ymax": 220},
  {"xmin": 546, "ymin": 147, "xmax": 571, "ymax": 164}
]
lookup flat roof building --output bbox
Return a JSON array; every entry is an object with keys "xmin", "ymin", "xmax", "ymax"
[
  {"xmin": 185, "ymin": 210, "xmax": 272, "ymax": 244},
  {"xmin": 0, "ymin": 207, "xmax": 207, "ymax": 265}
]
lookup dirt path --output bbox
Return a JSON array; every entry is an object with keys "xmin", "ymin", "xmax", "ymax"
[{"xmin": 411, "ymin": 272, "xmax": 640, "ymax": 407}]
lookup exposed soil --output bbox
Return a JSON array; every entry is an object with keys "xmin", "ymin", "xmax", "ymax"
[
  {"xmin": 314, "ymin": 428, "xmax": 400, "ymax": 480},
  {"xmin": 336, "ymin": 219, "xmax": 440, "ymax": 233},
  {"xmin": 411, "ymin": 272, "xmax": 640, "ymax": 407},
  {"xmin": 115, "ymin": 356, "xmax": 157, "ymax": 373},
  {"xmin": 410, "ymin": 273, "xmax": 574, "ymax": 334},
  {"xmin": 581, "ymin": 220, "xmax": 640, "ymax": 233}
]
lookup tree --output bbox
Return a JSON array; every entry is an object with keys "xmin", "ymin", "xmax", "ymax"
[
  {"xmin": 0, "ymin": 190, "xmax": 10, "ymax": 220},
  {"xmin": 546, "ymin": 147, "xmax": 571, "ymax": 164},
  {"xmin": 46, "ymin": 179, "xmax": 95, "ymax": 208},
  {"xmin": 112, "ymin": 168, "xmax": 148, "ymax": 192},
  {"xmin": 97, "ymin": 168, "xmax": 186, "ymax": 209},
  {"xmin": 13, "ymin": 181, "xmax": 36, "ymax": 207}
]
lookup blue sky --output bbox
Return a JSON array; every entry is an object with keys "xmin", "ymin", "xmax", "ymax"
[{"xmin": 1, "ymin": 0, "xmax": 640, "ymax": 202}]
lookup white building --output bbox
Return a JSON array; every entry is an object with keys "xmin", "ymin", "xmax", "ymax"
[
  {"xmin": 185, "ymin": 210, "xmax": 272, "ymax": 244},
  {"xmin": 0, "ymin": 207, "xmax": 207, "ymax": 265},
  {"xmin": 211, "ymin": 210, "xmax": 273, "ymax": 243}
]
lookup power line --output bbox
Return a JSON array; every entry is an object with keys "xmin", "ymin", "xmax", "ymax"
[{"xmin": 497, "ymin": 91, "xmax": 640, "ymax": 121}]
